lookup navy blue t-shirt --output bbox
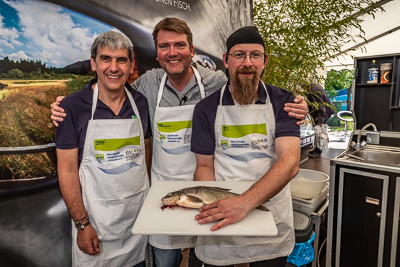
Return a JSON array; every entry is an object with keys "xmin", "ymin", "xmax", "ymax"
[
  {"xmin": 191, "ymin": 81, "xmax": 300, "ymax": 156},
  {"xmin": 55, "ymin": 78, "xmax": 151, "ymax": 164}
]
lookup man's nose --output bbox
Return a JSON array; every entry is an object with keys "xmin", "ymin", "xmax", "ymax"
[
  {"xmin": 243, "ymin": 54, "xmax": 252, "ymax": 67},
  {"xmin": 109, "ymin": 59, "xmax": 119, "ymax": 71},
  {"xmin": 168, "ymin": 45, "xmax": 178, "ymax": 56}
]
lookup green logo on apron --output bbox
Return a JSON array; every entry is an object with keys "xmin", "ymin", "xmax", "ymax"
[
  {"xmin": 95, "ymin": 154, "xmax": 104, "ymax": 162},
  {"xmin": 222, "ymin": 124, "xmax": 267, "ymax": 138},
  {"xmin": 221, "ymin": 140, "xmax": 229, "ymax": 149},
  {"xmin": 94, "ymin": 136, "xmax": 140, "ymax": 151},
  {"xmin": 160, "ymin": 135, "xmax": 165, "ymax": 142},
  {"xmin": 157, "ymin": 121, "xmax": 192, "ymax": 133}
]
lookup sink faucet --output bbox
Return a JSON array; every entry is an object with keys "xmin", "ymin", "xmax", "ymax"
[{"xmin": 354, "ymin": 123, "xmax": 380, "ymax": 150}]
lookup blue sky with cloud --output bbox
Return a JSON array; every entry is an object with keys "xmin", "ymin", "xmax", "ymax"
[{"xmin": 0, "ymin": 0, "xmax": 112, "ymax": 68}]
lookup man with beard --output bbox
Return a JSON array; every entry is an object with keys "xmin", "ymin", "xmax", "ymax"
[
  {"xmin": 190, "ymin": 26, "xmax": 300, "ymax": 266},
  {"xmin": 51, "ymin": 19, "xmax": 307, "ymax": 267}
]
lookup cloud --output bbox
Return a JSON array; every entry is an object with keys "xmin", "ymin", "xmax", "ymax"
[
  {"xmin": 0, "ymin": 38, "xmax": 14, "ymax": 50},
  {"xmin": 4, "ymin": 0, "xmax": 103, "ymax": 68},
  {"xmin": 8, "ymin": 50, "xmax": 30, "ymax": 61},
  {"xmin": 0, "ymin": 14, "xmax": 23, "ymax": 50}
]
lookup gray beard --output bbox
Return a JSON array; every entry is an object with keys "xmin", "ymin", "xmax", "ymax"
[{"xmin": 232, "ymin": 68, "xmax": 259, "ymax": 105}]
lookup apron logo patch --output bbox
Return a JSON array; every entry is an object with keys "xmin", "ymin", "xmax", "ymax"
[
  {"xmin": 158, "ymin": 121, "xmax": 192, "ymax": 145},
  {"xmin": 183, "ymin": 133, "xmax": 191, "ymax": 144},
  {"xmin": 222, "ymin": 124, "xmax": 267, "ymax": 138},
  {"xmin": 107, "ymin": 151, "xmax": 124, "ymax": 161},
  {"xmin": 157, "ymin": 121, "xmax": 192, "ymax": 133},
  {"xmin": 222, "ymin": 140, "xmax": 251, "ymax": 149},
  {"xmin": 251, "ymin": 138, "xmax": 269, "ymax": 150},
  {"xmin": 221, "ymin": 140, "xmax": 229, "ymax": 150},
  {"xmin": 96, "ymin": 154, "xmax": 104, "ymax": 163},
  {"xmin": 94, "ymin": 137, "xmax": 140, "ymax": 151},
  {"xmin": 126, "ymin": 149, "xmax": 141, "ymax": 161},
  {"xmin": 96, "ymin": 140, "xmax": 106, "ymax": 146}
]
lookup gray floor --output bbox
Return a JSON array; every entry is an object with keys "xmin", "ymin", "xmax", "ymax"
[{"xmin": 0, "ymin": 178, "xmax": 71, "ymax": 267}]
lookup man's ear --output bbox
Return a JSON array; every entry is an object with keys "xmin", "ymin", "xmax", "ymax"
[
  {"xmin": 129, "ymin": 60, "xmax": 134, "ymax": 75},
  {"xmin": 90, "ymin": 57, "xmax": 96, "ymax": 72},
  {"xmin": 263, "ymin": 53, "xmax": 269, "ymax": 66},
  {"xmin": 223, "ymin": 53, "xmax": 228, "ymax": 68},
  {"xmin": 191, "ymin": 46, "xmax": 195, "ymax": 57}
]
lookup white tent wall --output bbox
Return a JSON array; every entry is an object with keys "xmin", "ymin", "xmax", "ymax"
[{"xmin": 324, "ymin": 0, "xmax": 400, "ymax": 71}]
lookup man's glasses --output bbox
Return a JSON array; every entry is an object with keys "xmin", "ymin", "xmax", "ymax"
[{"xmin": 227, "ymin": 52, "xmax": 265, "ymax": 63}]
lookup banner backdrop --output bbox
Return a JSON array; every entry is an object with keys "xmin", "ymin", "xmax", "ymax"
[
  {"xmin": 0, "ymin": 1, "xmax": 252, "ymax": 265},
  {"xmin": 44, "ymin": 0, "xmax": 253, "ymax": 73}
]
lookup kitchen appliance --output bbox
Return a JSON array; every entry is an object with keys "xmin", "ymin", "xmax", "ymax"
[{"xmin": 292, "ymin": 185, "xmax": 329, "ymax": 267}]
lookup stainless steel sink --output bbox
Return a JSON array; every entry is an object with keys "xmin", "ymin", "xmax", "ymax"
[{"xmin": 341, "ymin": 146, "xmax": 400, "ymax": 167}]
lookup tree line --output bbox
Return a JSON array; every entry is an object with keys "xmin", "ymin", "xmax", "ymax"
[{"xmin": 0, "ymin": 57, "xmax": 92, "ymax": 79}]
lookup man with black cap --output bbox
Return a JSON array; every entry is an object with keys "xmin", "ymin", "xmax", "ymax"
[
  {"xmin": 191, "ymin": 26, "xmax": 300, "ymax": 266},
  {"xmin": 51, "ymin": 20, "xmax": 305, "ymax": 267}
]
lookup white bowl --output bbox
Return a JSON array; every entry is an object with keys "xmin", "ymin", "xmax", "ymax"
[{"xmin": 290, "ymin": 169, "xmax": 329, "ymax": 199}]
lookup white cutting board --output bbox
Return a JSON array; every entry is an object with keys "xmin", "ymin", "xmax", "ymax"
[{"xmin": 132, "ymin": 181, "xmax": 278, "ymax": 236}]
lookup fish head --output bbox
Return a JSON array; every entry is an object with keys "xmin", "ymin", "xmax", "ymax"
[{"xmin": 161, "ymin": 190, "xmax": 181, "ymax": 205}]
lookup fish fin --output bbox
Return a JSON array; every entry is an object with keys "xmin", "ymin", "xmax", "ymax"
[
  {"xmin": 256, "ymin": 205, "xmax": 270, "ymax": 212},
  {"xmin": 185, "ymin": 195, "xmax": 204, "ymax": 204},
  {"xmin": 210, "ymin": 187, "xmax": 232, "ymax": 192}
]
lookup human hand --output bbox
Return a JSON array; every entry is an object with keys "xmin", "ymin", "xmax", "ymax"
[
  {"xmin": 76, "ymin": 225, "xmax": 100, "ymax": 255},
  {"xmin": 50, "ymin": 96, "xmax": 66, "ymax": 127},
  {"xmin": 284, "ymin": 95, "xmax": 307, "ymax": 125},
  {"xmin": 195, "ymin": 196, "xmax": 250, "ymax": 231}
]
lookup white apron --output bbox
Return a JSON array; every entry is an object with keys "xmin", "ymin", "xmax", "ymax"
[
  {"xmin": 149, "ymin": 66, "xmax": 205, "ymax": 249},
  {"xmin": 195, "ymin": 84, "xmax": 295, "ymax": 265},
  {"xmin": 72, "ymin": 84, "xmax": 149, "ymax": 267}
]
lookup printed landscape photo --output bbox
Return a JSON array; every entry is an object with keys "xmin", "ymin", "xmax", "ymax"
[{"xmin": 0, "ymin": 0, "xmax": 113, "ymax": 179}]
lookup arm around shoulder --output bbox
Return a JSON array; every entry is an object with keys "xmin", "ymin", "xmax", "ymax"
[{"xmin": 284, "ymin": 95, "xmax": 308, "ymax": 125}]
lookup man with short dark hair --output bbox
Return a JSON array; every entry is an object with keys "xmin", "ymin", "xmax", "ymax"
[
  {"xmin": 132, "ymin": 18, "xmax": 228, "ymax": 266},
  {"xmin": 191, "ymin": 26, "xmax": 300, "ymax": 266},
  {"xmin": 51, "ymin": 18, "xmax": 307, "ymax": 267}
]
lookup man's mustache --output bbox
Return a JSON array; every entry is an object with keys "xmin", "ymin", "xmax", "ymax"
[
  {"xmin": 165, "ymin": 55, "xmax": 182, "ymax": 60},
  {"xmin": 237, "ymin": 67, "xmax": 256, "ymax": 74}
]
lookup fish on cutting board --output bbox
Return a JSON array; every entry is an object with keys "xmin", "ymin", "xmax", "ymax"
[{"xmin": 161, "ymin": 186, "xmax": 269, "ymax": 211}]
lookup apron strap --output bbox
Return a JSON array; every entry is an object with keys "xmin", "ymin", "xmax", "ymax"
[
  {"xmin": 91, "ymin": 84, "xmax": 141, "ymax": 119},
  {"xmin": 91, "ymin": 84, "xmax": 144, "ymax": 140},
  {"xmin": 219, "ymin": 84, "xmax": 227, "ymax": 105},
  {"xmin": 91, "ymin": 84, "xmax": 99, "ymax": 119},
  {"xmin": 156, "ymin": 65, "xmax": 206, "ymax": 107},
  {"xmin": 156, "ymin": 74, "xmax": 168, "ymax": 107},
  {"xmin": 125, "ymin": 87, "xmax": 145, "ymax": 142},
  {"xmin": 192, "ymin": 67, "xmax": 206, "ymax": 99}
]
